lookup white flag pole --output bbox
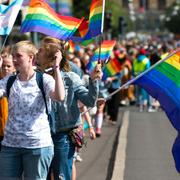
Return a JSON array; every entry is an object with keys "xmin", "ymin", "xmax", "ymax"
[
  {"xmin": 101, "ymin": 0, "xmax": 105, "ymax": 34},
  {"xmin": 97, "ymin": 0, "xmax": 105, "ymax": 63}
]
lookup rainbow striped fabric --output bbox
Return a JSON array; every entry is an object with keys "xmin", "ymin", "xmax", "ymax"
[
  {"xmin": 71, "ymin": 19, "xmax": 91, "ymax": 42},
  {"xmin": 20, "ymin": 0, "xmax": 83, "ymax": 40},
  {"xmin": 68, "ymin": 40, "xmax": 75, "ymax": 53},
  {"xmin": 78, "ymin": 19, "xmax": 89, "ymax": 38},
  {"xmin": 0, "ymin": 0, "xmax": 23, "ymax": 35},
  {"xmin": 134, "ymin": 50, "xmax": 180, "ymax": 172},
  {"xmin": 81, "ymin": 38, "xmax": 94, "ymax": 46},
  {"xmin": 89, "ymin": 0, "xmax": 104, "ymax": 36},
  {"xmin": 71, "ymin": 0, "xmax": 104, "ymax": 43},
  {"xmin": 86, "ymin": 61, "xmax": 98, "ymax": 74},
  {"xmin": 92, "ymin": 40, "xmax": 116, "ymax": 61},
  {"xmin": 86, "ymin": 40, "xmax": 116, "ymax": 73},
  {"xmin": 102, "ymin": 58, "xmax": 123, "ymax": 80}
]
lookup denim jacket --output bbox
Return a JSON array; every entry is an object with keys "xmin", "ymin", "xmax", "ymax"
[{"xmin": 51, "ymin": 71, "xmax": 99, "ymax": 133}]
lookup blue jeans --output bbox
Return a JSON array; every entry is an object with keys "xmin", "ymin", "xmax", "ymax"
[
  {"xmin": 0, "ymin": 146, "xmax": 53, "ymax": 180},
  {"xmin": 51, "ymin": 132, "xmax": 75, "ymax": 180}
]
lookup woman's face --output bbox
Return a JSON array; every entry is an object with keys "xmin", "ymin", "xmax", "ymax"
[
  {"xmin": 12, "ymin": 48, "xmax": 33, "ymax": 71},
  {"xmin": 35, "ymin": 46, "xmax": 46, "ymax": 67},
  {"xmin": 35, "ymin": 43, "xmax": 60, "ymax": 71},
  {"xmin": 1, "ymin": 55, "xmax": 15, "ymax": 77}
]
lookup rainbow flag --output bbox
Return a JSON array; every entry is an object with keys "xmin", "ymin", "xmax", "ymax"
[
  {"xmin": 86, "ymin": 40, "xmax": 116, "ymax": 73},
  {"xmin": 91, "ymin": 40, "xmax": 116, "ymax": 61},
  {"xmin": 102, "ymin": 58, "xmax": 123, "ymax": 80},
  {"xmin": 71, "ymin": 0, "xmax": 105, "ymax": 43},
  {"xmin": 89, "ymin": 0, "xmax": 105, "ymax": 36},
  {"xmin": 81, "ymin": 38, "xmax": 94, "ymax": 46},
  {"xmin": 68, "ymin": 40, "xmax": 75, "ymax": 53},
  {"xmin": 71, "ymin": 19, "xmax": 90, "ymax": 42},
  {"xmin": 0, "ymin": 0, "xmax": 23, "ymax": 35},
  {"xmin": 86, "ymin": 61, "xmax": 98, "ymax": 74},
  {"xmin": 78, "ymin": 19, "xmax": 89, "ymax": 38},
  {"xmin": 20, "ymin": 0, "xmax": 83, "ymax": 41},
  {"xmin": 133, "ymin": 50, "xmax": 180, "ymax": 172}
]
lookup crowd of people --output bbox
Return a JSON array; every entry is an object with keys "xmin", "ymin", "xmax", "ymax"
[{"xmin": 0, "ymin": 35, "xmax": 178, "ymax": 180}]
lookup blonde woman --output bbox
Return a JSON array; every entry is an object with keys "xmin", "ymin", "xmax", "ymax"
[{"xmin": 0, "ymin": 41, "xmax": 65, "ymax": 180}]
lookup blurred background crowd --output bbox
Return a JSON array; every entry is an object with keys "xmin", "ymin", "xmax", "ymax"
[{"xmin": 1, "ymin": 0, "xmax": 180, "ymax": 178}]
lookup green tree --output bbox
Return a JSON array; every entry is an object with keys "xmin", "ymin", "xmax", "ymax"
[
  {"xmin": 72, "ymin": 0, "xmax": 91, "ymax": 19},
  {"xmin": 164, "ymin": 2, "xmax": 180, "ymax": 34},
  {"xmin": 105, "ymin": 1, "xmax": 127, "ymax": 29}
]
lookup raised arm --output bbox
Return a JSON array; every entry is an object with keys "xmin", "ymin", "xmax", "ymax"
[{"xmin": 50, "ymin": 50, "xmax": 65, "ymax": 101}]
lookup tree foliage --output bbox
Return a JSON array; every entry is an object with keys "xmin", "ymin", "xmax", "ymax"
[
  {"xmin": 72, "ymin": 0, "xmax": 91, "ymax": 19},
  {"xmin": 165, "ymin": 13, "xmax": 180, "ymax": 34},
  {"xmin": 164, "ymin": 2, "xmax": 180, "ymax": 34}
]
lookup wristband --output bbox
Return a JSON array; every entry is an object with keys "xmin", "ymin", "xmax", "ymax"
[
  {"xmin": 89, "ymin": 125, "xmax": 94, "ymax": 129},
  {"xmin": 44, "ymin": 66, "xmax": 59, "ymax": 73},
  {"xmin": 54, "ymin": 65, "xmax": 59, "ymax": 69}
]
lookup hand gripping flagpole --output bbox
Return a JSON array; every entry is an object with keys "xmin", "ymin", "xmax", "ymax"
[
  {"xmin": 81, "ymin": 0, "xmax": 105, "ymax": 116},
  {"xmin": 81, "ymin": 48, "xmax": 180, "ymax": 115}
]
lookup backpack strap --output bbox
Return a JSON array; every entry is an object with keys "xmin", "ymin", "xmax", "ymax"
[
  {"xmin": 6, "ymin": 75, "xmax": 17, "ymax": 98},
  {"xmin": 35, "ymin": 71, "xmax": 49, "ymax": 115}
]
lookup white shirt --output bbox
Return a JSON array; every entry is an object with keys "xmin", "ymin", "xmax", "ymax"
[{"xmin": 0, "ymin": 72, "xmax": 55, "ymax": 148}]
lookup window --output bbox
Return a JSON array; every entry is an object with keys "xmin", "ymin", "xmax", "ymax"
[
  {"xmin": 139, "ymin": 0, "xmax": 149, "ymax": 10},
  {"xmin": 158, "ymin": 0, "xmax": 166, "ymax": 10}
]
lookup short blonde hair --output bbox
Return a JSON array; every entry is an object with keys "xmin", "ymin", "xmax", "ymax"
[{"xmin": 12, "ymin": 41, "xmax": 37, "ymax": 57}]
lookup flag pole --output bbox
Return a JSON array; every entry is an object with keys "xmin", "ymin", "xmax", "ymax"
[
  {"xmin": 101, "ymin": 0, "xmax": 105, "ymax": 34},
  {"xmin": 98, "ymin": 0, "xmax": 105, "ymax": 64},
  {"xmin": 98, "ymin": 35, "xmax": 103, "ymax": 63},
  {"xmin": 81, "ymin": 48, "xmax": 180, "ymax": 115},
  {"xmin": 0, "ymin": 35, "xmax": 9, "ymax": 54}
]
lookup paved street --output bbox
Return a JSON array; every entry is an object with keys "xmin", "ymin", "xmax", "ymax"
[
  {"xmin": 76, "ymin": 108, "xmax": 124, "ymax": 180},
  {"xmin": 77, "ymin": 106, "xmax": 180, "ymax": 180}
]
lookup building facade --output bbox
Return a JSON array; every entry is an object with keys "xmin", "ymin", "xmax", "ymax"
[{"xmin": 121, "ymin": 0, "xmax": 176, "ymax": 31}]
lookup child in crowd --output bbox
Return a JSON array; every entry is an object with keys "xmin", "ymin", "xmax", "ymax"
[{"xmin": 0, "ymin": 50, "xmax": 15, "ymax": 150}]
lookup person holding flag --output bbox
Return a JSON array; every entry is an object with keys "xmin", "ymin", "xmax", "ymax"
[{"xmin": 36, "ymin": 36, "xmax": 102, "ymax": 180}]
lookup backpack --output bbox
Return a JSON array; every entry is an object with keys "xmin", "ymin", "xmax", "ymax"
[{"xmin": 6, "ymin": 71, "xmax": 55, "ymax": 133}]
